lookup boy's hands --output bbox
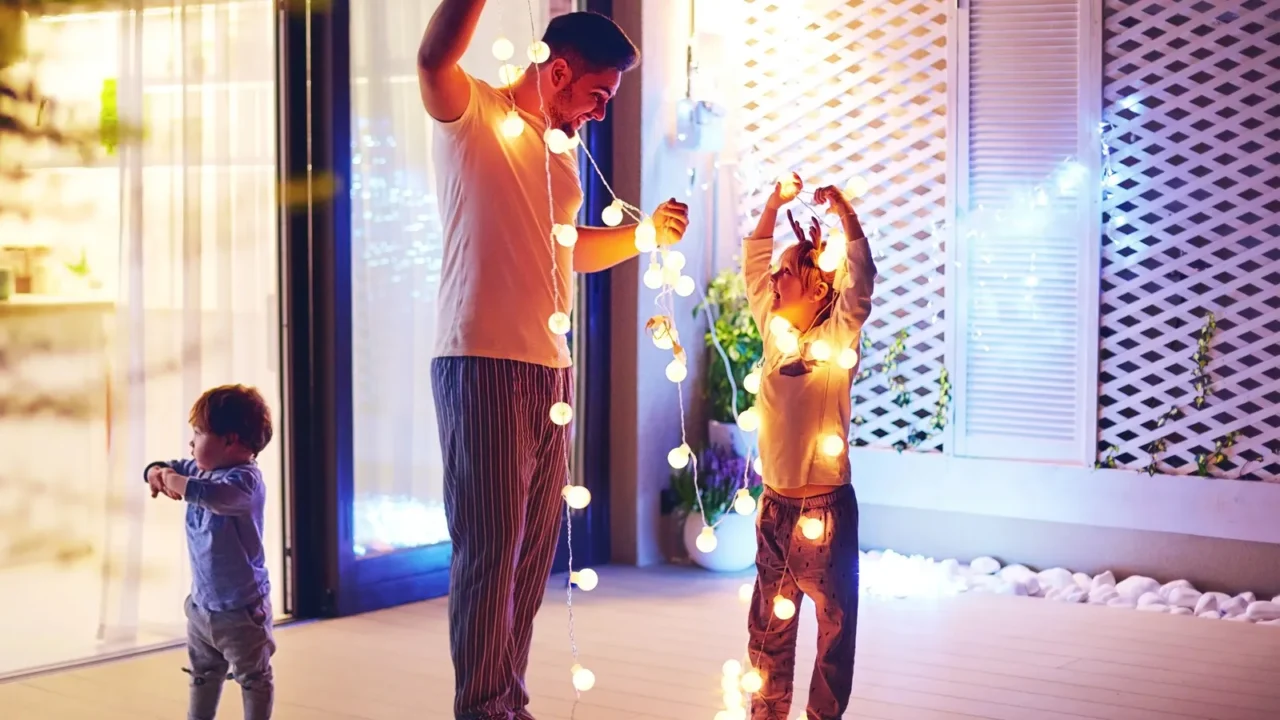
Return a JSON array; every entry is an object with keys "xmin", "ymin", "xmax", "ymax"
[
  {"xmin": 147, "ymin": 464, "xmax": 178, "ymax": 499},
  {"xmin": 768, "ymin": 172, "xmax": 802, "ymax": 210},
  {"xmin": 652, "ymin": 198, "xmax": 690, "ymax": 247},
  {"xmin": 160, "ymin": 468, "xmax": 189, "ymax": 500},
  {"xmin": 814, "ymin": 185, "xmax": 853, "ymax": 217}
]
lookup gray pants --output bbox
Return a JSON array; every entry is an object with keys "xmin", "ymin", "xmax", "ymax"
[
  {"xmin": 184, "ymin": 594, "xmax": 276, "ymax": 720},
  {"xmin": 748, "ymin": 485, "xmax": 859, "ymax": 720}
]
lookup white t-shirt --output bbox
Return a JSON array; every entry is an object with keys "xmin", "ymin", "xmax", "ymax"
[
  {"xmin": 431, "ymin": 73, "xmax": 584, "ymax": 369},
  {"xmin": 743, "ymin": 233, "xmax": 875, "ymax": 490}
]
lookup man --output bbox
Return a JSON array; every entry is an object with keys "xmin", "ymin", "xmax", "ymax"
[{"xmin": 418, "ymin": 4, "xmax": 689, "ymax": 719}]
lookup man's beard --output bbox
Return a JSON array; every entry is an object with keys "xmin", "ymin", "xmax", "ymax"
[{"xmin": 547, "ymin": 86, "xmax": 577, "ymax": 135}]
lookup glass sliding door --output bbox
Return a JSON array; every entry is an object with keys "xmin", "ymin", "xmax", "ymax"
[{"xmin": 0, "ymin": 0, "xmax": 286, "ymax": 677}]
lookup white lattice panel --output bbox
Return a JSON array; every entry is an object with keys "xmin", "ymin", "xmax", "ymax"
[
  {"xmin": 732, "ymin": 0, "xmax": 951, "ymax": 451},
  {"xmin": 1097, "ymin": 0, "xmax": 1280, "ymax": 481}
]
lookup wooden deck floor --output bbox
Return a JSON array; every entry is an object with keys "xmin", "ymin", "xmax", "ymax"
[{"xmin": 4, "ymin": 565, "xmax": 1280, "ymax": 719}]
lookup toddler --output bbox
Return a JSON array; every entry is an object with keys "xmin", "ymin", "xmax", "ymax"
[
  {"xmin": 145, "ymin": 384, "xmax": 276, "ymax": 720},
  {"xmin": 741, "ymin": 173, "xmax": 875, "ymax": 719}
]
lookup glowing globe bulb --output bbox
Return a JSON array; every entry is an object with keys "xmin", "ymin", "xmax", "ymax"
[
  {"xmin": 743, "ymin": 370, "xmax": 761, "ymax": 395},
  {"xmin": 723, "ymin": 689, "xmax": 744, "ymax": 709},
  {"xmin": 845, "ymin": 175, "xmax": 870, "ymax": 199},
  {"xmin": 549, "ymin": 401, "xmax": 573, "ymax": 426},
  {"xmin": 667, "ymin": 444, "xmax": 691, "ymax": 469},
  {"xmin": 492, "ymin": 37, "xmax": 515, "ymax": 61},
  {"xmin": 695, "ymin": 526, "xmax": 717, "ymax": 553},
  {"xmin": 772, "ymin": 595, "xmax": 796, "ymax": 620},
  {"xmin": 664, "ymin": 250, "xmax": 686, "ymax": 272},
  {"xmin": 571, "ymin": 568, "xmax": 599, "ymax": 591},
  {"xmin": 634, "ymin": 218, "xmax": 657, "ymax": 253},
  {"xmin": 662, "ymin": 266, "xmax": 681, "ymax": 287},
  {"xmin": 571, "ymin": 665, "xmax": 595, "ymax": 691},
  {"xmin": 498, "ymin": 63, "xmax": 523, "ymax": 86},
  {"xmin": 552, "ymin": 223, "xmax": 578, "ymax": 247},
  {"xmin": 500, "ymin": 111, "xmax": 525, "ymax": 138},
  {"xmin": 601, "ymin": 201, "xmax": 624, "ymax": 227},
  {"xmin": 738, "ymin": 582, "xmax": 754, "ymax": 603},
  {"xmin": 723, "ymin": 659, "xmax": 742, "ymax": 677},
  {"xmin": 674, "ymin": 275, "xmax": 696, "ymax": 297},
  {"xmin": 801, "ymin": 516, "xmax": 824, "ymax": 540},
  {"xmin": 776, "ymin": 172, "xmax": 798, "ymax": 191},
  {"xmin": 817, "ymin": 249, "xmax": 840, "ymax": 272},
  {"xmin": 720, "ymin": 675, "xmax": 739, "ymax": 693},
  {"xmin": 643, "ymin": 263, "xmax": 664, "ymax": 289},
  {"xmin": 715, "ymin": 713, "xmax": 730, "ymax": 720},
  {"xmin": 548, "ymin": 311, "xmax": 572, "ymax": 336},
  {"xmin": 564, "ymin": 485, "xmax": 591, "ymax": 510},
  {"xmin": 837, "ymin": 347, "xmax": 859, "ymax": 369},
  {"xmin": 829, "ymin": 229, "xmax": 847, "ymax": 250},
  {"xmin": 753, "ymin": 457, "xmax": 763, "ymax": 475},
  {"xmin": 544, "ymin": 128, "xmax": 571, "ymax": 154},
  {"xmin": 733, "ymin": 492, "xmax": 756, "ymax": 516},
  {"xmin": 736, "ymin": 407, "xmax": 760, "ymax": 433},
  {"xmin": 810, "ymin": 339, "xmax": 832, "ymax": 362},
  {"xmin": 741, "ymin": 668, "xmax": 764, "ymax": 693},
  {"xmin": 565, "ymin": 132, "xmax": 581, "ymax": 150},
  {"xmin": 775, "ymin": 331, "xmax": 799, "ymax": 355},
  {"xmin": 769, "ymin": 315, "xmax": 792, "ymax": 336},
  {"xmin": 821, "ymin": 433, "xmax": 846, "ymax": 457},
  {"xmin": 665, "ymin": 359, "xmax": 687, "ymax": 383},
  {"xmin": 527, "ymin": 40, "xmax": 551, "ymax": 64},
  {"xmin": 653, "ymin": 331, "xmax": 674, "ymax": 351}
]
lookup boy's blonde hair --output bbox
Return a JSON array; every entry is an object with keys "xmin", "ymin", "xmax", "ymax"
[
  {"xmin": 189, "ymin": 384, "xmax": 273, "ymax": 454},
  {"xmin": 777, "ymin": 238, "xmax": 837, "ymax": 324}
]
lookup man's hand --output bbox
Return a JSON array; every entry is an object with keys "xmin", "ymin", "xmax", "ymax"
[
  {"xmin": 160, "ymin": 468, "xmax": 189, "ymax": 501},
  {"xmin": 768, "ymin": 172, "xmax": 802, "ymax": 210},
  {"xmin": 652, "ymin": 198, "xmax": 690, "ymax": 247}
]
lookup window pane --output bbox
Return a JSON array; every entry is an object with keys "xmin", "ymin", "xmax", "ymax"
[
  {"xmin": 0, "ymin": 1, "xmax": 284, "ymax": 676},
  {"xmin": 349, "ymin": 1, "xmax": 549, "ymax": 558}
]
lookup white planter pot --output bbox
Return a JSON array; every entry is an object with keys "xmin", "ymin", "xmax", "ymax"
[
  {"xmin": 708, "ymin": 419, "xmax": 758, "ymax": 458},
  {"xmin": 683, "ymin": 510, "xmax": 758, "ymax": 572}
]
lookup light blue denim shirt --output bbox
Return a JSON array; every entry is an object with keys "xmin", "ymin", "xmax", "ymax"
[{"xmin": 148, "ymin": 459, "xmax": 271, "ymax": 612}]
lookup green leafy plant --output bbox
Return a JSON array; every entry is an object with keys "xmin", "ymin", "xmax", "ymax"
[
  {"xmin": 668, "ymin": 444, "xmax": 763, "ymax": 525},
  {"xmin": 695, "ymin": 268, "xmax": 763, "ymax": 424}
]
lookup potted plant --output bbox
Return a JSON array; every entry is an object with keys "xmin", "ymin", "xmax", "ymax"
[
  {"xmin": 668, "ymin": 443, "xmax": 763, "ymax": 572},
  {"xmin": 695, "ymin": 268, "xmax": 763, "ymax": 456}
]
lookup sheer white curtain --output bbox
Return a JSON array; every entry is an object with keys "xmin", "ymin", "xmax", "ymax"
[
  {"xmin": 349, "ymin": 0, "xmax": 548, "ymax": 557},
  {"xmin": 0, "ymin": 0, "xmax": 283, "ymax": 675}
]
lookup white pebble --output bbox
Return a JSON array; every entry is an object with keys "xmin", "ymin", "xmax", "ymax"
[
  {"xmin": 1089, "ymin": 587, "xmax": 1120, "ymax": 605},
  {"xmin": 1116, "ymin": 576, "xmax": 1160, "ymax": 600},
  {"xmin": 1259, "ymin": 619, "xmax": 1280, "ymax": 627},
  {"xmin": 1137, "ymin": 592, "xmax": 1163, "ymax": 607},
  {"xmin": 970, "ymin": 556, "xmax": 1001, "ymax": 575},
  {"xmin": 1225, "ymin": 614, "xmax": 1253, "ymax": 623},
  {"xmin": 1245, "ymin": 601, "xmax": 1280, "ymax": 622},
  {"xmin": 1220, "ymin": 596, "xmax": 1248, "ymax": 618},
  {"xmin": 1197, "ymin": 611, "xmax": 1221, "ymax": 620},
  {"xmin": 1137, "ymin": 603, "xmax": 1170, "ymax": 613},
  {"xmin": 1063, "ymin": 588, "xmax": 1087, "ymax": 604},
  {"xmin": 1159, "ymin": 579, "xmax": 1195, "ymax": 602},
  {"xmin": 939, "ymin": 558, "xmax": 961, "ymax": 576},
  {"xmin": 1037, "ymin": 567, "xmax": 1074, "ymax": 592},
  {"xmin": 1107, "ymin": 596, "xmax": 1137, "ymax": 609},
  {"xmin": 1273, "ymin": 595, "xmax": 1280, "ymax": 604},
  {"xmin": 1091, "ymin": 571, "xmax": 1116, "ymax": 590},
  {"xmin": 1236, "ymin": 591, "xmax": 1256, "ymax": 604},
  {"xmin": 1072, "ymin": 572, "xmax": 1093, "ymax": 591},
  {"xmin": 1170, "ymin": 607, "xmax": 1193, "ymax": 616},
  {"xmin": 1168, "ymin": 587, "xmax": 1202, "ymax": 610},
  {"xmin": 1196, "ymin": 592, "xmax": 1230, "ymax": 615}
]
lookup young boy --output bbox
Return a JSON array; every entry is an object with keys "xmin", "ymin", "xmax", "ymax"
[
  {"xmin": 741, "ymin": 173, "xmax": 876, "ymax": 719},
  {"xmin": 145, "ymin": 384, "xmax": 276, "ymax": 720}
]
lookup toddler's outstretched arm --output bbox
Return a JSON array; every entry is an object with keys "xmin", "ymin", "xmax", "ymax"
[
  {"xmin": 743, "ymin": 173, "xmax": 802, "ymax": 334},
  {"xmin": 816, "ymin": 186, "xmax": 877, "ymax": 341}
]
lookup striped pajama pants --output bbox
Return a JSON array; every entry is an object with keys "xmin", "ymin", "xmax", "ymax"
[{"xmin": 431, "ymin": 356, "xmax": 574, "ymax": 720}]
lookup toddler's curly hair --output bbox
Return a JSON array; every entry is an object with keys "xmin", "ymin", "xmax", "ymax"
[{"xmin": 189, "ymin": 384, "xmax": 273, "ymax": 454}]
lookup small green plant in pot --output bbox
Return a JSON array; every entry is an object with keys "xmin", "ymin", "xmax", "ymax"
[
  {"xmin": 668, "ymin": 444, "xmax": 763, "ymax": 572},
  {"xmin": 695, "ymin": 268, "xmax": 763, "ymax": 454}
]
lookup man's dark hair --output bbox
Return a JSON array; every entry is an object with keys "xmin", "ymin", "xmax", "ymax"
[{"xmin": 542, "ymin": 11, "xmax": 639, "ymax": 74}]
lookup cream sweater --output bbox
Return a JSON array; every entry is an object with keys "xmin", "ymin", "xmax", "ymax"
[{"xmin": 742, "ymin": 232, "xmax": 875, "ymax": 490}]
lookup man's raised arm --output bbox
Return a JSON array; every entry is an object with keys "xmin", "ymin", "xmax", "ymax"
[{"xmin": 418, "ymin": 0, "xmax": 487, "ymax": 122}]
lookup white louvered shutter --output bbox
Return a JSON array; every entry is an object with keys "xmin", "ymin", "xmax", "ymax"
[{"xmin": 950, "ymin": 0, "xmax": 1103, "ymax": 464}]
